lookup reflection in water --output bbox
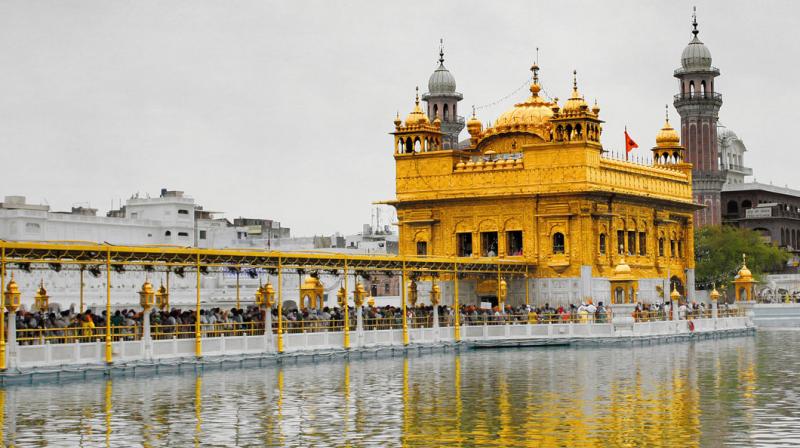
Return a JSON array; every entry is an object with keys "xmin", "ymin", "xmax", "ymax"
[{"xmin": 1, "ymin": 331, "xmax": 799, "ymax": 447}]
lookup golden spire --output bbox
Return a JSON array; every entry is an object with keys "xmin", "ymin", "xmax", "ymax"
[
  {"xmin": 404, "ymin": 86, "xmax": 430, "ymax": 126},
  {"xmin": 655, "ymin": 104, "xmax": 680, "ymax": 147},
  {"xmin": 529, "ymin": 59, "xmax": 541, "ymax": 96},
  {"xmin": 562, "ymin": 70, "xmax": 588, "ymax": 112},
  {"xmin": 573, "ymin": 69, "xmax": 578, "ymax": 92}
]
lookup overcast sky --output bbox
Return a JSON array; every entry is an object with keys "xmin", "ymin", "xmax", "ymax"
[{"xmin": 0, "ymin": 1, "xmax": 796, "ymax": 236}]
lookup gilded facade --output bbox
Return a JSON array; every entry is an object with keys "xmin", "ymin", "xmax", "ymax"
[{"xmin": 387, "ymin": 63, "xmax": 701, "ymax": 305}]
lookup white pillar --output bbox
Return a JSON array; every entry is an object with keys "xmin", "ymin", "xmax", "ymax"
[
  {"xmin": 265, "ymin": 308, "xmax": 274, "ymax": 353},
  {"xmin": 711, "ymin": 299, "xmax": 718, "ymax": 319},
  {"xmin": 432, "ymin": 305, "xmax": 440, "ymax": 341},
  {"xmin": 6, "ymin": 310, "xmax": 16, "ymax": 369},
  {"xmin": 580, "ymin": 265, "xmax": 592, "ymax": 302},
  {"xmin": 143, "ymin": 310, "xmax": 153, "ymax": 361},
  {"xmin": 686, "ymin": 268, "xmax": 696, "ymax": 302},
  {"xmin": 356, "ymin": 305, "xmax": 364, "ymax": 347}
]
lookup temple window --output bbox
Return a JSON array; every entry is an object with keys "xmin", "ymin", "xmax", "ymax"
[
  {"xmin": 627, "ymin": 231, "xmax": 636, "ymax": 256},
  {"xmin": 617, "ymin": 230, "xmax": 625, "ymax": 255},
  {"xmin": 678, "ymin": 240, "xmax": 683, "ymax": 257},
  {"xmin": 481, "ymin": 232, "xmax": 499, "ymax": 257},
  {"xmin": 638, "ymin": 232, "xmax": 647, "ymax": 256},
  {"xmin": 552, "ymin": 232, "xmax": 565, "ymax": 254},
  {"xmin": 599, "ymin": 233, "xmax": 606, "ymax": 254},
  {"xmin": 658, "ymin": 238, "xmax": 664, "ymax": 257},
  {"xmin": 416, "ymin": 241, "xmax": 428, "ymax": 256},
  {"xmin": 456, "ymin": 233, "xmax": 473, "ymax": 257},
  {"xmin": 670, "ymin": 240, "xmax": 676, "ymax": 257},
  {"xmin": 506, "ymin": 231, "xmax": 523, "ymax": 256}
]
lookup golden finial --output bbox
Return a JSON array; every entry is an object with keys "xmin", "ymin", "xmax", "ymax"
[
  {"xmin": 472, "ymin": 105, "xmax": 476, "ymax": 118},
  {"xmin": 415, "ymin": 86, "xmax": 420, "ymax": 106},
  {"xmin": 742, "ymin": 253, "xmax": 747, "ymax": 267},
  {"xmin": 573, "ymin": 70, "xmax": 578, "ymax": 91}
]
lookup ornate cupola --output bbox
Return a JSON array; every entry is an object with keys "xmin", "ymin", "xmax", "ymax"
[
  {"xmin": 466, "ymin": 106, "xmax": 482, "ymax": 147},
  {"xmin": 393, "ymin": 87, "xmax": 444, "ymax": 155},
  {"xmin": 652, "ymin": 106, "xmax": 685, "ymax": 164},
  {"xmin": 422, "ymin": 40, "xmax": 464, "ymax": 149},
  {"xmin": 550, "ymin": 71, "xmax": 603, "ymax": 144}
]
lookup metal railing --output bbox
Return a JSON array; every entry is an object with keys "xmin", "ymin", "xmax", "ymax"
[
  {"xmin": 17, "ymin": 325, "xmax": 141, "ymax": 345},
  {"xmin": 9, "ymin": 307, "xmax": 748, "ymax": 346}
]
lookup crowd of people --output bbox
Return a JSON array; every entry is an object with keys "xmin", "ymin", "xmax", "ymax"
[{"xmin": 9, "ymin": 298, "xmax": 731, "ymax": 344}]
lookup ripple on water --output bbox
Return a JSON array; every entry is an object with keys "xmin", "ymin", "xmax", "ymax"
[{"xmin": 1, "ymin": 331, "xmax": 799, "ymax": 447}]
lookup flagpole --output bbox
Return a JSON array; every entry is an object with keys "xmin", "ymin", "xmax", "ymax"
[{"xmin": 624, "ymin": 126, "xmax": 628, "ymax": 161}]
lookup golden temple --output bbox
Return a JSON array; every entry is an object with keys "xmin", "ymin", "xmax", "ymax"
[{"xmin": 389, "ymin": 63, "xmax": 701, "ymax": 305}]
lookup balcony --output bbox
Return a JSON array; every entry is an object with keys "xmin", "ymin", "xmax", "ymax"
[
  {"xmin": 721, "ymin": 164, "xmax": 753, "ymax": 176},
  {"xmin": 673, "ymin": 92, "xmax": 723, "ymax": 109},
  {"xmin": 673, "ymin": 66, "xmax": 720, "ymax": 76}
]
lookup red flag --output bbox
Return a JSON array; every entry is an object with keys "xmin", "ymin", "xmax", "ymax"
[{"xmin": 624, "ymin": 127, "xmax": 638, "ymax": 160}]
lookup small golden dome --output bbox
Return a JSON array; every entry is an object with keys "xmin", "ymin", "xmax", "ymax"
[
  {"xmin": 562, "ymin": 71, "xmax": 588, "ymax": 113},
  {"xmin": 404, "ymin": 87, "xmax": 430, "ymax": 126},
  {"xmin": 670, "ymin": 284, "xmax": 681, "ymax": 299},
  {"xmin": 614, "ymin": 259, "xmax": 632, "ymax": 275},
  {"xmin": 393, "ymin": 111, "xmax": 402, "ymax": 127},
  {"xmin": 140, "ymin": 279, "xmax": 154, "ymax": 294},
  {"xmin": 737, "ymin": 254, "xmax": 753, "ymax": 280},
  {"xmin": 710, "ymin": 285, "xmax": 720, "ymax": 300},
  {"xmin": 467, "ymin": 106, "xmax": 481, "ymax": 128},
  {"xmin": 592, "ymin": 99, "xmax": 600, "ymax": 115},
  {"xmin": 455, "ymin": 160, "xmax": 465, "ymax": 169},
  {"xmin": 656, "ymin": 119, "xmax": 680, "ymax": 147},
  {"xmin": 5, "ymin": 274, "xmax": 20, "ymax": 296}
]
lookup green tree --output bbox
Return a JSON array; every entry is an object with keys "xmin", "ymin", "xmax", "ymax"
[{"xmin": 694, "ymin": 226, "xmax": 789, "ymax": 290}]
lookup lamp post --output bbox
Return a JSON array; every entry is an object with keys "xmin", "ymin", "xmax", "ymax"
[
  {"xmin": 354, "ymin": 281, "xmax": 366, "ymax": 347},
  {"xmin": 710, "ymin": 283, "xmax": 720, "ymax": 319},
  {"xmin": 156, "ymin": 281, "xmax": 169, "ymax": 312},
  {"xmin": 430, "ymin": 279, "xmax": 441, "ymax": 341},
  {"xmin": 139, "ymin": 279, "xmax": 155, "ymax": 359},
  {"xmin": 34, "ymin": 280, "xmax": 49, "ymax": 312},
  {"xmin": 3, "ymin": 273, "xmax": 21, "ymax": 370},
  {"xmin": 498, "ymin": 277, "xmax": 508, "ymax": 315},
  {"xmin": 261, "ymin": 281, "xmax": 276, "ymax": 351}
]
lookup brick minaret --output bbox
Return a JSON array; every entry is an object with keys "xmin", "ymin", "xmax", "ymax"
[{"xmin": 673, "ymin": 9, "xmax": 724, "ymax": 226}]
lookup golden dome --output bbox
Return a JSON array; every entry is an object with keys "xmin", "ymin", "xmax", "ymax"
[
  {"xmin": 467, "ymin": 106, "xmax": 481, "ymax": 128},
  {"xmin": 710, "ymin": 285, "xmax": 720, "ymax": 301},
  {"xmin": 670, "ymin": 284, "xmax": 681, "ymax": 299},
  {"xmin": 5, "ymin": 274, "xmax": 20, "ymax": 296},
  {"xmin": 737, "ymin": 254, "xmax": 753, "ymax": 280},
  {"xmin": 562, "ymin": 71, "xmax": 588, "ymax": 113},
  {"xmin": 656, "ymin": 108, "xmax": 681, "ymax": 147},
  {"xmin": 614, "ymin": 259, "xmax": 632, "ymax": 275},
  {"xmin": 140, "ymin": 279, "xmax": 154, "ymax": 294},
  {"xmin": 404, "ymin": 87, "xmax": 430, "ymax": 126},
  {"xmin": 493, "ymin": 65, "xmax": 554, "ymax": 132}
]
